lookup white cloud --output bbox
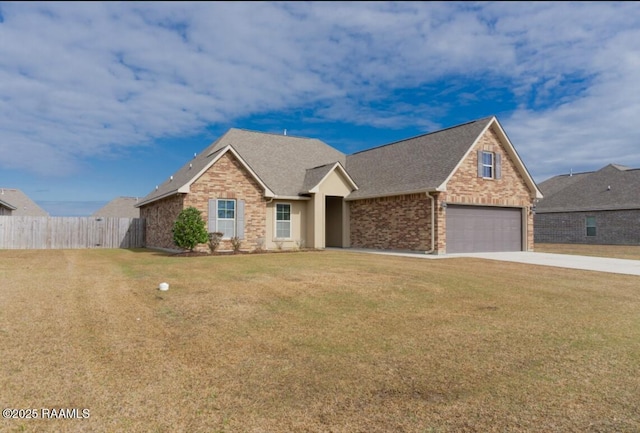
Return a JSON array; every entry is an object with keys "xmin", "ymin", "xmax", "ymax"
[{"xmin": 0, "ymin": 1, "xmax": 639, "ymax": 184}]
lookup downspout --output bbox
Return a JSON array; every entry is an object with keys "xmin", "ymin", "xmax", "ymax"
[{"xmin": 424, "ymin": 192, "xmax": 435, "ymax": 254}]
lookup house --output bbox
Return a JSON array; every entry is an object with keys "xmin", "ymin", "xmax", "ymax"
[
  {"xmin": 91, "ymin": 197, "xmax": 141, "ymax": 218},
  {"xmin": 534, "ymin": 164, "xmax": 640, "ymax": 245},
  {"xmin": 0, "ymin": 188, "xmax": 49, "ymax": 216},
  {"xmin": 136, "ymin": 116, "xmax": 542, "ymax": 254}
]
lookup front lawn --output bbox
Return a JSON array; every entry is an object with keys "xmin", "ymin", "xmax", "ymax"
[
  {"xmin": 536, "ymin": 243, "xmax": 640, "ymax": 260},
  {"xmin": 1, "ymin": 249, "xmax": 639, "ymax": 432}
]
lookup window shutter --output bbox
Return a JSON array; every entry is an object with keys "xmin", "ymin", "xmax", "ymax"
[
  {"xmin": 208, "ymin": 199, "xmax": 217, "ymax": 233},
  {"xmin": 237, "ymin": 199, "xmax": 245, "ymax": 239},
  {"xmin": 495, "ymin": 153, "xmax": 502, "ymax": 179},
  {"xmin": 477, "ymin": 150, "xmax": 483, "ymax": 177}
]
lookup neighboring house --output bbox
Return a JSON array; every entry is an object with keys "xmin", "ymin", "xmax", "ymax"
[
  {"xmin": 136, "ymin": 116, "xmax": 542, "ymax": 254},
  {"xmin": 91, "ymin": 197, "xmax": 141, "ymax": 218},
  {"xmin": 0, "ymin": 188, "xmax": 49, "ymax": 216},
  {"xmin": 534, "ymin": 164, "xmax": 640, "ymax": 245}
]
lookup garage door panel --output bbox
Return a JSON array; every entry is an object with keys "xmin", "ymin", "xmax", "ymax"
[{"xmin": 446, "ymin": 205, "xmax": 522, "ymax": 253}]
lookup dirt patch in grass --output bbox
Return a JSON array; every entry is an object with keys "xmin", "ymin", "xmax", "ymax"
[{"xmin": 1, "ymin": 249, "xmax": 639, "ymax": 432}]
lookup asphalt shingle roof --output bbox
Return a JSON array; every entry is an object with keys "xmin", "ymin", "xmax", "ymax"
[
  {"xmin": 0, "ymin": 188, "xmax": 49, "ymax": 216},
  {"xmin": 345, "ymin": 117, "xmax": 494, "ymax": 199},
  {"xmin": 138, "ymin": 116, "xmax": 531, "ymax": 206},
  {"xmin": 536, "ymin": 164, "xmax": 640, "ymax": 212},
  {"xmin": 138, "ymin": 129, "xmax": 346, "ymax": 206},
  {"xmin": 91, "ymin": 197, "xmax": 141, "ymax": 218}
]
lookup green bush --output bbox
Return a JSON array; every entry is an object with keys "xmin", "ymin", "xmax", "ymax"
[{"xmin": 172, "ymin": 207, "xmax": 209, "ymax": 251}]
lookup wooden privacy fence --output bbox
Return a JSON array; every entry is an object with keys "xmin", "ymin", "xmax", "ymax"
[{"xmin": 0, "ymin": 216, "xmax": 145, "ymax": 249}]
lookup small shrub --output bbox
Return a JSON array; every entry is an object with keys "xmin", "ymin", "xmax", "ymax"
[
  {"xmin": 255, "ymin": 237, "xmax": 265, "ymax": 251},
  {"xmin": 230, "ymin": 236, "xmax": 242, "ymax": 253},
  {"xmin": 172, "ymin": 207, "xmax": 209, "ymax": 252},
  {"xmin": 208, "ymin": 232, "xmax": 224, "ymax": 253},
  {"xmin": 274, "ymin": 239, "xmax": 284, "ymax": 250},
  {"xmin": 295, "ymin": 239, "xmax": 306, "ymax": 250}
]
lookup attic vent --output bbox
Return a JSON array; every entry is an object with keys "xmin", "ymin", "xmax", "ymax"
[
  {"xmin": 170, "ymin": 176, "xmax": 173, "ymax": 181},
  {"xmin": 155, "ymin": 185, "xmax": 158, "ymax": 191},
  {"xmin": 194, "ymin": 153, "xmax": 197, "ymax": 158},
  {"xmin": 607, "ymin": 185, "xmax": 611, "ymax": 191},
  {"xmin": 189, "ymin": 163, "xmax": 192, "ymax": 169},
  {"xmin": 284, "ymin": 129, "xmax": 287, "ymax": 136}
]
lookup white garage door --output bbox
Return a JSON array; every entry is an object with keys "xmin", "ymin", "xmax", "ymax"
[{"xmin": 446, "ymin": 205, "xmax": 523, "ymax": 253}]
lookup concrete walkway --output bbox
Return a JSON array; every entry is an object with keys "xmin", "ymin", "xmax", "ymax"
[{"xmin": 339, "ymin": 248, "xmax": 640, "ymax": 277}]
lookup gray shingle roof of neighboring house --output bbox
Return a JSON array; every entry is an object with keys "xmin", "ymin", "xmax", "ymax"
[
  {"xmin": 137, "ymin": 116, "xmax": 540, "ymax": 206},
  {"xmin": 0, "ymin": 188, "xmax": 49, "ymax": 216},
  {"xmin": 536, "ymin": 164, "xmax": 640, "ymax": 213},
  {"xmin": 345, "ymin": 117, "xmax": 495, "ymax": 200},
  {"xmin": 91, "ymin": 197, "xmax": 141, "ymax": 218}
]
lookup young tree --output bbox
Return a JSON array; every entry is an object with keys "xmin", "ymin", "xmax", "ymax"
[{"xmin": 172, "ymin": 207, "xmax": 209, "ymax": 251}]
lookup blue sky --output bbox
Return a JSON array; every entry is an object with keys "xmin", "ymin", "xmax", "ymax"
[{"xmin": 1, "ymin": 1, "xmax": 640, "ymax": 216}]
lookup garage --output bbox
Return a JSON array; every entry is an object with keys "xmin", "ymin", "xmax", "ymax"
[{"xmin": 446, "ymin": 205, "xmax": 523, "ymax": 253}]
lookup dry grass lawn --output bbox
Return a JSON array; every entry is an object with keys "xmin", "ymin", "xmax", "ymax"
[
  {"xmin": 1, "ymin": 248, "xmax": 639, "ymax": 433},
  {"xmin": 536, "ymin": 243, "xmax": 640, "ymax": 260}
]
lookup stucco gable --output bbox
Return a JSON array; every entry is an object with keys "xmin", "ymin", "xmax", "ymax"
[{"xmin": 301, "ymin": 162, "xmax": 358, "ymax": 194}]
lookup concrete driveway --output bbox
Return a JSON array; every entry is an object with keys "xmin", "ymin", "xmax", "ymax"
[{"xmin": 341, "ymin": 248, "xmax": 640, "ymax": 277}]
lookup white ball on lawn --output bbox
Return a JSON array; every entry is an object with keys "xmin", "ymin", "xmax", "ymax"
[{"xmin": 159, "ymin": 282, "xmax": 169, "ymax": 291}]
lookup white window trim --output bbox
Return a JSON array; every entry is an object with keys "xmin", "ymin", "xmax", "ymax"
[
  {"xmin": 274, "ymin": 202, "xmax": 292, "ymax": 240},
  {"xmin": 217, "ymin": 199, "xmax": 236, "ymax": 239},
  {"xmin": 482, "ymin": 151, "xmax": 494, "ymax": 179}
]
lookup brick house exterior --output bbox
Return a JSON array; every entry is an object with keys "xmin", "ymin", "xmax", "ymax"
[
  {"xmin": 137, "ymin": 116, "xmax": 541, "ymax": 254},
  {"xmin": 535, "ymin": 164, "xmax": 640, "ymax": 245},
  {"xmin": 349, "ymin": 194, "xmax": 434, "ymax": 251}
]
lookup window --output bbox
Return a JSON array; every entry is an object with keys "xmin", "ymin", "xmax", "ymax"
[
  {"xmin": 477, "ymin": 150, "xmax": 502, "ymax": 179},
  {"xmin": 217, "ymin": 199, "xmax": 235, "ymax": 238},
  {"xmin": 482, "ymin": 151, "xmax": 494, "ymax": 178},
  {"xmin": 276, "ymin": 203, "xmax": 291, "ymax": 238},
  {"xmin": 586, "ymin": 216, "xmax": 596, "ymax": 237}
]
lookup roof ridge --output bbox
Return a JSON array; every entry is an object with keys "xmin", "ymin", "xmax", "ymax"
[
  {"xmin": 349, "ymin": 116, "xmax": 494, "ymax": 156},
  {"xmin": 230, "ymin": 127, "xmax": 317, "ymax": 140}
]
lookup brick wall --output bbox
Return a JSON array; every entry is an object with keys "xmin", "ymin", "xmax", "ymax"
[
  {"xmin": 349, "ymin": 193, "xmax": 434, "ymax": 251},
  {"xmin": 445, "ymin": 126, "xmax": 535, "ymax": 251},
  {"xmin": 184, "ymin": 152, "xmax": 267, "ymax": 251},
  {"xmin": 347, "ymin": 127, "xmax": 537, "ymax": 254},
  {"xmin": 535, "ymin": 210, "xmax": 640, "ymax": 244},
  {"xmin": 140, "ymin": 152, "xmax": 267, "ymax": 251},
  {"xmin": 140, "ymin": 194, "xmax": 185, "ymax": 250}
]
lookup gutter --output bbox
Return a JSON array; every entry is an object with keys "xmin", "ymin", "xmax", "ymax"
[{"xmin": 424, "ymin": 192, "xmax": 435, "ymax": 254}]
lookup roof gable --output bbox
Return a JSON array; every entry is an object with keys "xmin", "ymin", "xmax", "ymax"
[
  {"xmin": 301, "ymin": 162, "xmax": 358, "ymax": 194},
  {"xmin": 180, "ymin": 145, "xmax": 276, "ymax": 197},
  {"xmin": 536, "ymin": 164, "xmax": 640, "ymax": 212},
  {"xmin": 439, "ymin": 117, "xmax": 542, "ymax": 198}
]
